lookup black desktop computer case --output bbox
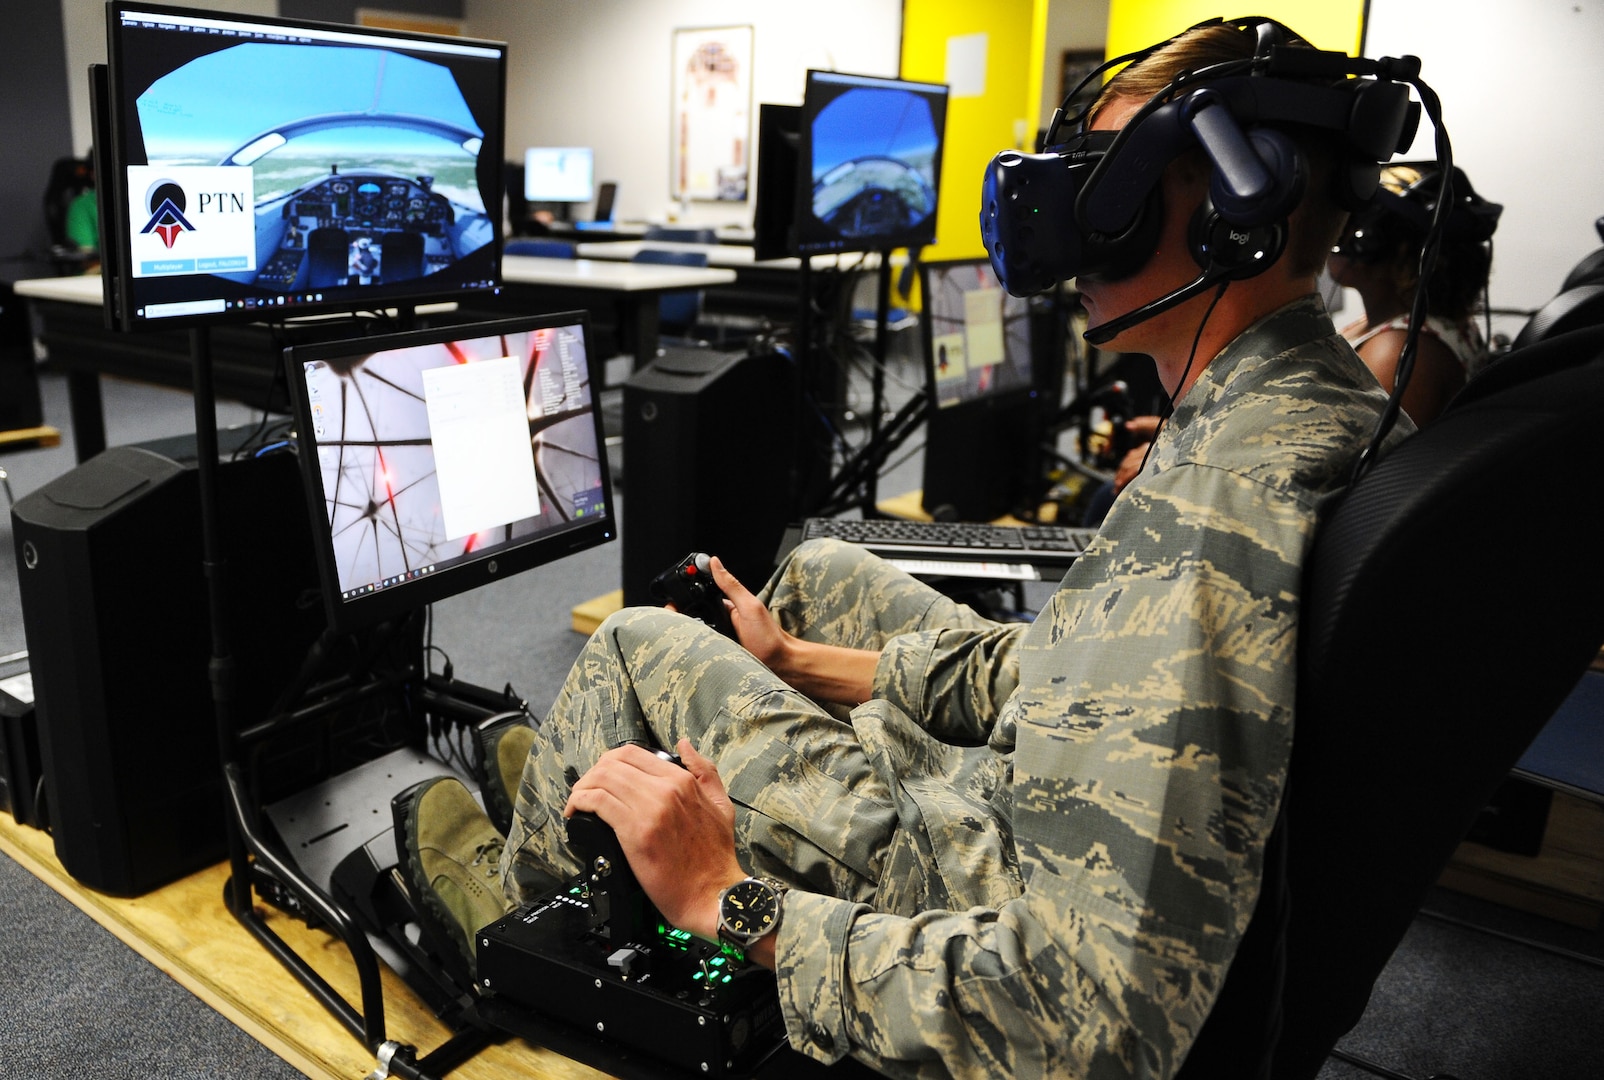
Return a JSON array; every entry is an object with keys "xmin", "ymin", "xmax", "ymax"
[
  {"xmin": 621, "ymin": 346, "xmax": 799, "ymax": 607},
  {"xmin": 10, "ymin": 437, "xmax": 325, "ymax": 895}
]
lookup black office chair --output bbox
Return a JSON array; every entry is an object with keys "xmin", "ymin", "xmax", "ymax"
[
  {"xmin": 1509, "ymin": 283, "xmax": 1604, "ymax": 349},
  {"xmin": 1558, "ymin": 215, "xmax": 1604, "ymax": 292},
  {"xmin": 504, "ymin": 238, "xmax": 576, "ymax": 258},
  {"xmin": 642, "ymin": 225, "xmax": 717, "ymax": 244},
  {"xmin": 1174, "ymin": 323, "xmax": 1604, "ymax": 1080},
  {"xmin": 631, "ymin": 246, "xmax": 710, "ymax": 342},
  {"xmin": 41, "ymin": 156, "xmax": 96, "ymax": 273}
]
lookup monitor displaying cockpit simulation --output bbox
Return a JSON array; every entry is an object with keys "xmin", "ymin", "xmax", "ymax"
[
  {"xmin": 792, "ymin": 71, "xmax": 948, "ymax": 257},
  {"xmin": 102, "ymin": 3, "xmax": 507, "ymax": 331},
  {"xmin": 285, "ymin": 311, "xmax": 616, "ymax": 634}
]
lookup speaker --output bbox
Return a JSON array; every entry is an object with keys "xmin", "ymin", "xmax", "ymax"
[
  {"xmin": 622, "ymin": 347, "xmax": 797, "ymax": 607},
  {"xmin": 11, "ymin": 436, "xmax": 323, "ymax": 895}
]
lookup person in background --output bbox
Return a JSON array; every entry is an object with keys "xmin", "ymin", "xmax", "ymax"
[
  {"xmin": 1086, "ymin": 161, "xmax": 1498, "ymax": 529},
  {"xmin": 1328, "ymin": 162, "xmax": 1502, "ymax": 425}
]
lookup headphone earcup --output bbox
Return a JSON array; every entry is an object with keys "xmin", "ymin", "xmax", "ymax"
[
  {"xmin": 1189, "ymin": 200, "xmax": 1287, "ymax": 280},
  {"xmin": 1208, "ymin": 127, "xmax": 1307, "ymax": 228}
]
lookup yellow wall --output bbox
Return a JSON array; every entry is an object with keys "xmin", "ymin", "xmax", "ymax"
[
  {"xmin": 901, "ymin": 0, "xmax": 1048, "ymax": 261},
  {"xmin": 898, "ymin": 2, "xmax": 1368, "ymax": 263},
  {"xmin": 1105, "ymin": 1, "xmax": 1367, "ymax": 61}
]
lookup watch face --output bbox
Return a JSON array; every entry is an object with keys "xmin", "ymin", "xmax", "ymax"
[{"xmin": 722, "ymin": 879, "xmax": 780, "ymax": 941}]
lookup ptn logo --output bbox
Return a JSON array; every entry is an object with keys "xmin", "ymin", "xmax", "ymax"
[{"xmin": 141, "ymin": 180, "xmax": 195, "ymax": 249}]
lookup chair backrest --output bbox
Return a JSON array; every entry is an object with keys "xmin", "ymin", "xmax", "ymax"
[
  {"xmin": 594, "ymin": 181, "xmax": 618, "ymax": 224},
  {"xmin": 643, "ymin": 225, "xmax": 717, "ymax": 244},
  {"xmin": 1560, "ymin": 247, "xmax": 1604, "ymax": 293},
  {"xmin": 1176, "ymin": 324, "xmax": 1604, "ymax": 1080},
  {"xmin": 504, "ymin": 238, "xmax": 577, "ymax": 259},
  {"xmin": 42, "ymin": 157, "xmax": 94, "ymax": 248},
  {"xmin": 1510, "ymin": 283, "xmax": 1604, "ymax": 350},
  {"xmin": 631, "ymin": 247, "xmax": 710, "ymax": 331}
]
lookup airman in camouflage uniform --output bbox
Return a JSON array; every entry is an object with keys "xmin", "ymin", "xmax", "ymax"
[
  {"xmin": 476, "ymin": 12, "xmax": 1432, "ymax": 1074},
  {"xmin": 500, "ymin": 294, "xmax": 1406, "ymax": 1078}
]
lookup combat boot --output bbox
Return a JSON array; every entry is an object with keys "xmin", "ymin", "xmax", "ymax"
[
  {"xmin": 473, "ymin": 712, "xmax": 537, "ymax": 837},
  {"xmin": 393, "ymin": 775, "xmax": 513, "ymax": 979}
]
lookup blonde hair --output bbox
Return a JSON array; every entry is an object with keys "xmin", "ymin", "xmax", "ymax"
[{"xmin": 1092, "ymin": 22, "xmax": 1351, "ymax": 277}]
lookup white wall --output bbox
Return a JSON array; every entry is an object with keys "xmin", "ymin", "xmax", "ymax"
[
  {"xmin": 1040, "ymin": 0, "xmax": 1111, "ymax": 132},
  {"xmin": 464, "ymin": 0, "xmax": 903, "ymax": 229},
  {"xmin": 1364, "ymin": 0, "xmax": 1604, "ymax": 336},
  {"xmin": 61, "ymin": 0, "xmax": 279, "ymax": 157}
]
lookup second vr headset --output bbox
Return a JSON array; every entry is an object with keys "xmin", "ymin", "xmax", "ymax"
[
  {"xmin": 979, "ymin": 18, "xmax": 1424, "ymax": 342},
  {"xmin": 1335, "ymin": 162, "xmax": 1503, "ymax": 261}
]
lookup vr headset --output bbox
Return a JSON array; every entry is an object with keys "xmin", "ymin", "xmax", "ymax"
[
  {"xmin": 979, "ymin": 18, "xmax": 1424, "ymax": 344},
  {"xmin": 1335, "ymin": 162, "xmax": 1503, "ymax": 261}
]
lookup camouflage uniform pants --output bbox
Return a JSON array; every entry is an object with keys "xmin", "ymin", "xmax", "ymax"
[{"xmin": 501, "ymin": 539, "xmax": 1020, "ymax": 916}]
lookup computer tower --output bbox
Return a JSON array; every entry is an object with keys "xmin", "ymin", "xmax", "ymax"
[
  {"xmin": 10, "ymin": 438, "xmax": 323, "ymax": 895},
  {"xmin": 621, "ymin": 346, "xmax": 797, "ymax": 607}
]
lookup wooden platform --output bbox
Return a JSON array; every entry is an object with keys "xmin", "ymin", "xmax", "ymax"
[
  {"xmin": 0, "ymin": 811, "xmax": 607, "ymax": 1080},
  {"xmin": 571, "ymin": 589, "xmax": 622, "ymax": 635},
  {"xmin": 1442, "ymin": 791, "xmax": 1604, "ymax": 929},
  {"xmin": 0, "ymin": 424, "xmax": 62, "ymax": 451}
]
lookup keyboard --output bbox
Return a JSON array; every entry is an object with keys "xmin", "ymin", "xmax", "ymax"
[{"xmin": 795, "ymin": 517, "xmax": 1096, "ymax": 580}]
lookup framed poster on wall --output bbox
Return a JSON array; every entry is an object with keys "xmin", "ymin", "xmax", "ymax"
[
  {"xmin": 671, "ymin": 25, "xmax": 754, "ymax": 202},
  {"xmin": 1058, "ymin": 49, "xmax": 1104, "ymax": 122}
]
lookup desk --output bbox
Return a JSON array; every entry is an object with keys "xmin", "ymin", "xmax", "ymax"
[
  {"xmin": 542, "ymin": 222, "xmax": 756, "ymax": 246},
  {"xmin": 574, "ymin": 241, "xmax": 896, "ymax": 272},
  {"xmin": 571, "ymin": 243, "xmax": 903, "ymax": 333},
  {"xmin": 15, "ymin": 262, "xmax": 734, "ymax": 462},
  {"xmin": 499, "ymin": 255, "xmax": 735, "ymax": 369}
]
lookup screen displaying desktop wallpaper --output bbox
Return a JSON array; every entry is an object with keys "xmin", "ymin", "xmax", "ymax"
[{"xmin": 297, "ymin": 322, "xmax": 607, "ymax": 599}]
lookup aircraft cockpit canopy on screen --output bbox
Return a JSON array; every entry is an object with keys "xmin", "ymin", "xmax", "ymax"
[
  {"xmin": 792, "ymin": 70, "xmax": 950, "ymax": 257},
  {"xmin": 103, "ymin": 4, "xmax": 507, "ymax": 329}
]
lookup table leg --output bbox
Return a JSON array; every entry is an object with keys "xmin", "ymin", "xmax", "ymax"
[
  {"xmin": 624, "ymin": 296, "xmax": 662, "ymax": 371},
  {"xmin": 66, "ymin": 369, "xmax": 106, "ymax": 463}
]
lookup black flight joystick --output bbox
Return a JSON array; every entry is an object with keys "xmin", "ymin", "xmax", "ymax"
[{"xmin": 649, "ymin": 552, "xmax": 735, "ymax": 637}]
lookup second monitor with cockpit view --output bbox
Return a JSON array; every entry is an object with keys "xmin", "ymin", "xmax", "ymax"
[{"xmin": 791, "ymin": 70, "xmax": 949, "ymax": 257}]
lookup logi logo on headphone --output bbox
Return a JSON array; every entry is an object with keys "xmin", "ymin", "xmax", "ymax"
[{"xmin": 140, "ymin": 179, "xmax": 196, "ymax": 250}]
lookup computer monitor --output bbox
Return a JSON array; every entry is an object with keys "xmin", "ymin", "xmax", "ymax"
[
  {"xmin": 922, "ymin": 259, "xmax": 1037, "ymax": 409},
  {"xmin": 100, "ymin": 3, "xmax": 507, "ymax": 332},
  {"xmin": 919, "ymin": 258, "xmax": 1044, "ymax": 521},
  {"xmin": 284, "ymin": 311, "xmax": 616, "ymax": 633},
  {"xmin": 793, "ymin": 71, "xmax": 949, "ymax": 257},
  {"xmin": 523, "ymin": 147, "xmax": 595, "ymax": 203},
  {"xmin": 752, "ymin": 103, "xmax": 800, "ymax": 261}
]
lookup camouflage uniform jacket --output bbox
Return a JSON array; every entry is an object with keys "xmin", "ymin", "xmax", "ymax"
[{"xmin": 774, "ymin": 295, "xmax": 1407, "ymax": 1078}]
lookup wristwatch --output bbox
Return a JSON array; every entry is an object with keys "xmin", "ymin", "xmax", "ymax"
[{"xmin": 716, "ymin": 876, "xmax": 788, "ymax": 952}]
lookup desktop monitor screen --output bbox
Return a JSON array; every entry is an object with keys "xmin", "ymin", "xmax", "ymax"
[
  {"xmin": 921, "ymin": 258, "xmax": 1037, "ymax": 409},
  {"xmin": 523, "ymin": 147, "xmax": 595, "ymax": 203},
  {"xmin": 285, "ymin": 311, "xmax": 615, "ymax": 633},
  {"xmin": 793, "ymin": 71, "xmax": 949, "ymax": 257},
  {"xmin": 919, "ymin": 258, "xmax": 1043, "ymax": 521},
  {"xmin": 102, "ymin": 3, "xmax": 507, "ymax": 331}
]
